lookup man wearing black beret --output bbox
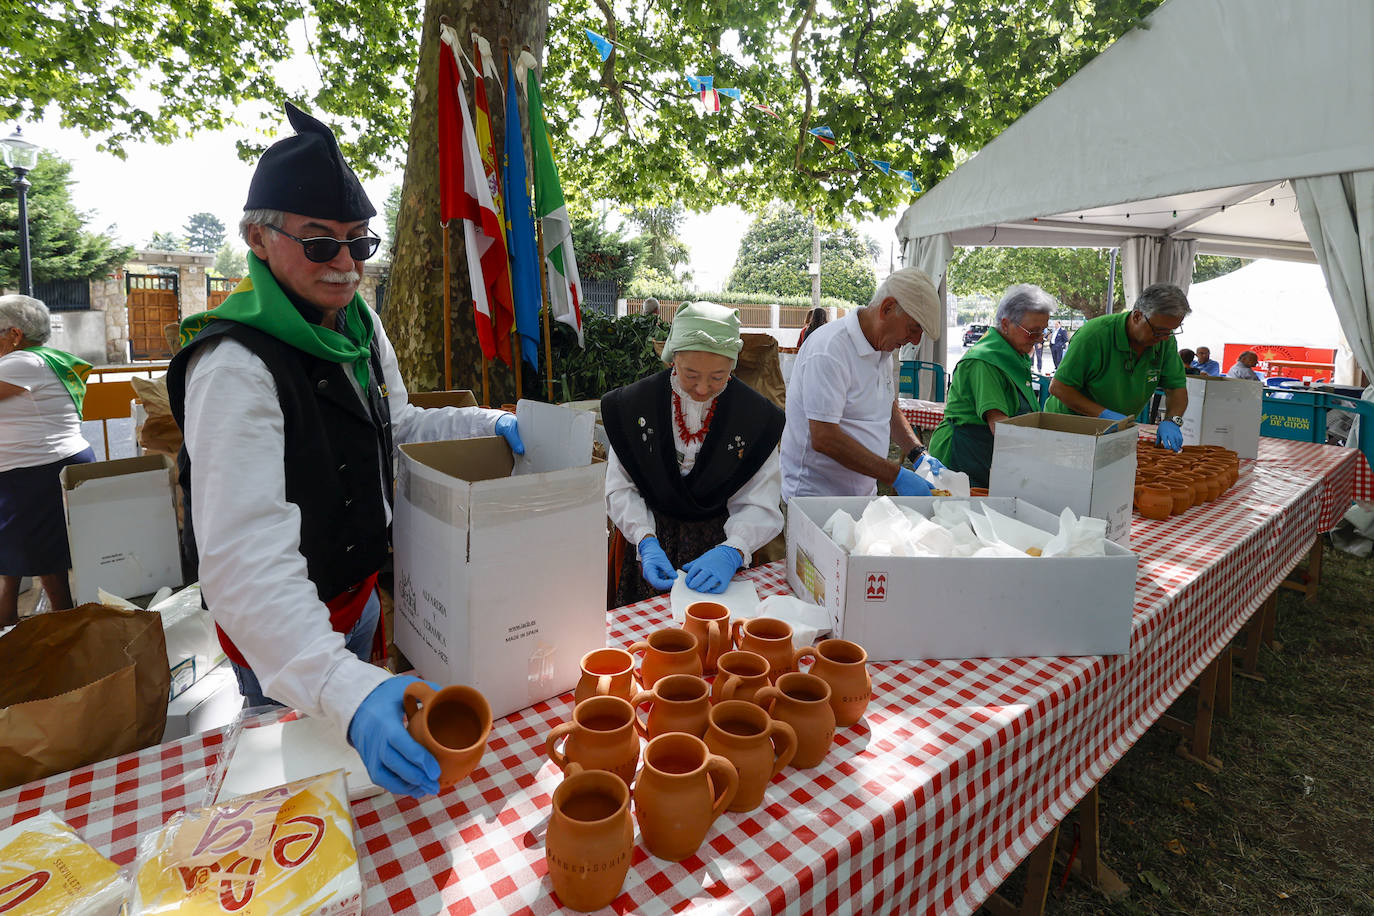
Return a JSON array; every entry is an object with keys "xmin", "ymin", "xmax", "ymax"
[{"xmin": 167, "ymin": 103, "xmax": 524, "ymax": 798}]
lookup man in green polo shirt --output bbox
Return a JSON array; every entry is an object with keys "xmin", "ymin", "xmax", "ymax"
[
  {"xmin": 929, "ymin": 284, "xmax": 1052, "ymax": 487},
  {"xmin": 1045, "ymin": 283, "xmax": 1191, "ymax": 451}
]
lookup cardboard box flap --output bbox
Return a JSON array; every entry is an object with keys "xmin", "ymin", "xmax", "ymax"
[
  {"xmin": 60, "ymin": 453, "xmax": 174, "ymax": 489},
  {"xmin": 405, "ymin": 389, "xmax": 479, "ymax": 409},
  {"xmin": 1000, "ymin": 412, "xmax": 1135, "ymax": 436},
  {"xmin": 513, "ymin": 398, "xmax": 594, "ymax": 476},
  {"xmin": 401, "ymin": 438, "xmax": 514, "ymax": 483}
]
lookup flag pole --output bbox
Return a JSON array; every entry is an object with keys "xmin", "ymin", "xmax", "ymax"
[
  {"xmin": 503, "ymin": 38, "xmax": 522, "ymax": 403},
  {"xmin": 536, "ymin": 219, "xmax": 555, "ymax": 402},
  {"xmin": 480, "ymin": 333, "xmax": 490, "ymax": 405},
  {"xmin": 442, "ymin": 223, "xmax": 453, "ymax": 390}
]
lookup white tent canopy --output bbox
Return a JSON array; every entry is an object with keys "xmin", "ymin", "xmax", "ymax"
[{"xmin": 1178, "ymin": 259, "xmax": 1341, "ymax": 355}]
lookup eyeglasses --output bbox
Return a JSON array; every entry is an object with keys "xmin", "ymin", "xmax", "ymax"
[
  {"xmin": 1014, "ymin": 322, "xmax": 1048, "ymax": 339},
  {"xmin": 266, "ymin": 224, "xmax": 381, "ymax": 263},
  {"xmin": 1138, "ymin": 311, "xmax": 1182, "ymax": 338}
]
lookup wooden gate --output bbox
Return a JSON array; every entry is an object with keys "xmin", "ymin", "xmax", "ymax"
[
  {"xmin": 207, "ymin": 275, "xmax": 241, "ymax": 309},
  {"xmin": 126, "ymin": 273, "xmax": 180, "ymax": 359}
]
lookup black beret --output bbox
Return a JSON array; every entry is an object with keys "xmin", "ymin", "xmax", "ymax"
[{"xmin": 244, "ymin": 102, "xmax": 376, "ymax": 221}]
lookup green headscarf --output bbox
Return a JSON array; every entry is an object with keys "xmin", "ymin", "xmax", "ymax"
[
  {"xmin": 179, "ymin": 252, "xmax": 375, "ymax": 388},
  {"xmin": 661, "ymin": 301, "xmax": 743, "ymax": 364},
  {"xmin": 23, "ymin": 347, "xmax": 92, "ymax": 417}
]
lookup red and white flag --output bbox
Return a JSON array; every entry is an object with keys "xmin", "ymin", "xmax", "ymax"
[{"xmin": 437, "ymin": 24, "xmax": 513, "ymax": 364}]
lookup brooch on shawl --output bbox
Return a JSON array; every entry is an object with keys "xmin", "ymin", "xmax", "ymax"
[
  {"xmin": 638, "ymin": 416, "xmax": 654, "ymax": 453},
  {"xmin": 732, "ymin": 434, "xmax": 746, "ymax": 459}
]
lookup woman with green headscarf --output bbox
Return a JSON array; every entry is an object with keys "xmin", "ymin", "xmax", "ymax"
[
  {"xmin": 602, "ymin": 302, "xmax": 785, "ymax": 605},
  {"xmin": 928, "ymin": 284, "xmax": 1054, "ymax": 488}
]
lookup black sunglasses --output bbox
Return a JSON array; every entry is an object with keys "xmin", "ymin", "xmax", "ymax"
[{"xmin": 266, "ymin": 224, "xmax": 381, "ymax": 263}]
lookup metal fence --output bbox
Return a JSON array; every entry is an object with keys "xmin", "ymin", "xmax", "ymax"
[
  {"xmin": 33, "ymin": 279, "xmax": 91, "ymax": 311},
  {"xmin": 582, "ymin": 279, "xmax": 618, "ymax": 317}
]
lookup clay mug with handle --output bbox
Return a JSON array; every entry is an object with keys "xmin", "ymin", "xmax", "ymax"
[
  {"xmin": 631, "ymin": 673, "xmax": 712, "ymax": 741},
  {"xmin": 710, "ymin": 650, "xmax": 772, "ymax": 706},
  {"xmin": 626, "ymin": 627, "xmax": 702, "ymax": 689},
  {"xmin": 731, "ymin": 616, "xmax": 796, "ymax": 683},
  {"xmin": 794, "ymin": 637, "xmax": 872, "ymax": 727},
  {"xmin": 704, "ymin": 699, "xmax": 796, "ymax": 812},
  {"xmin": 574, "ymin": 647, "xmax": 637, "ymax": 705},
  {"xmin": 545, "ymin": 762, "xmax": 634, "ymax": 912},
  {"xmin": 683, "ymin": 601, "xmax": 730, "ymax": 675},
  {"xmin": 754, "ymin": 672, "xmax": 835, "ymax": 769},
  {"xmin": 402, "ymin": 683, "xmax": 493, "ymax": 788},
  {"xmin": 546, "ymin": 695, "xmax": 641, "ymax": 787},
  {"xmin": 633, "ymin": 732, "xmax": 739, "ymax": 861}
]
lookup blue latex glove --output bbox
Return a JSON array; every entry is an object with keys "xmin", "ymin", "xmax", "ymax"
[
  {"xmin": 348, "ymin": 675, "xmax": 442, "ymax": 798},
  {"xmin": 1097, "ymin": 408, "xmax": 1129, "ymax": 421},
  {"xmin": 683, "ymin": 545, "xmax": 744, "ymax": 594},
  {"xmin": 1156, "ymin": 419, "xmax": 1184, "ymax": 452},
  {"xmin": 893, "ymin": 466, "xmax": 934, "ymax": 497},
  {"xmin": 638, "ymin": 536, "xmax": 678, "ymax": 591},
  {"xmin": 495, "ymin": 414, "xmax": 525, "ymax": 455},
  {"xmin": 916, "ymin": 452, "xmax": 945, "ymax": 477}
]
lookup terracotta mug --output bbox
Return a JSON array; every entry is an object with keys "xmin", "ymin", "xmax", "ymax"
[
  {"xmin": 683, "ymin": 601, "xmax": 730, "ymax": 675},
  {"xmin": 633, "ymin": 732, "xmax": 739, "ymax": 861},
  {"xmin": 731, "ymin": 617, "xmax": 796, "ymax": 683},
  {"xmin": 704, "ymin": 700, "xmax": 796, "ymax": 812},
  {"xmin": 794, "ymin": 637, "xmax": 872, "ymax": 727},
  {"xmin": 545, "ymin": 762, "xmax": 633, "ymax": 912},
  {"xmin": 574, "ymin": 647, "xmax": 636, "ymax": 705},
  {"xmin": 631, "ymin": 673, "xmax": 712, "ymax": 740},
  {"xmin": 402, "ymin": 683, "xmax": 492, "ymax": 789},
  {"xmin": 627, "ymin": 627, "xmax": 702, "ymax": 689},
  {"xmin": 710, "ymin": 650, "xmax": 772, "ymax": 705},
  {"xmin": 755, "ymin": 672, "xmax": 836, "ymax": 769},
  {"xmin": 546, "ymin": 695, "xmax": 641, "ymax": 787}
]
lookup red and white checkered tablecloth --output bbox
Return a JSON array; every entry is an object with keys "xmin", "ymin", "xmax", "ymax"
[
  {"xmin": 1, "ymin": 442, "xmax": 1361, "ymax": 916},
  {"xmin": 900, "ymin": 397, "xmax": 946, "ymax": 429}
]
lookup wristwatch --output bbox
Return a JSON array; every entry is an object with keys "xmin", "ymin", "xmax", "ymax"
[
  {"xmin": 1165, "ymin": 415, "xmax": 1184, "ymax": 426},
  {"xmin": 907, "ymin": 444, "xmax": 926, "ymax": 465}
]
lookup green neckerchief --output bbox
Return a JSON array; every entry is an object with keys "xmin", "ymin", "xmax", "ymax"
[
  {"xmin": 179, "ymin": 251, "xmax": 374, "ymax": 389},
  {"xmin": 24, "ymin": 346, "xmax": 92, "ymax": 417},
  {"xmin": 959, "ymin": 327, "xmax": 1036, "ymax": 411}
]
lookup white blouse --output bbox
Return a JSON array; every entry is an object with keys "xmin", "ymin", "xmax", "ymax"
[{"xmin": 0, "ymin": 350, "xmax": 91, "ymax": 473}]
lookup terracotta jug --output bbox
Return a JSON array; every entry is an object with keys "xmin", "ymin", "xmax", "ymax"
[
  {"xmin": 731, "ymin": 617, "xmax": 796, "ymax": 683},
  {"xmin": 755, "ymin": 672, "xmax": 836, "ymax": 768},
  {"xmin": 631, "ymin": 673, "xmax": 712, "ymax": 740},
  {"xmin": 633, "ymin": 732, "xmax": 738, "ymax": 861},
  {"xmin": 574, "ymin": 647, "xmax": 637, "ymax": 705},
  {"xmin": 683, "ymin": 601, "xmax": 730, "ymax": 674},
  {"xmin": 969, "ymin": 487, "xmax": 990, "ymax": 497},
  {"xmin": 710, "ymin": 650, "xmax": 772, "ymax": 705},
  {"xmin": 627, "ymin": 627, "xmax": 701, "ymax": 688},
  {"xmin": 546, "ymin": 762, "xmax": 633, "ymax": 912},
  {"xmin": 1135, "ymin": 484, "xmax": 1173, "ymax": 520},
  {"xmin": 704, "ymin": 700, "xmax": 796, "ymax": 812},
  {"xmin": 402, "ymin": 683, "xmax": 492, "ymax": 789},
  {"xmin": 546, "ymin": 696, "xmax": 641, "ymax": 787},
  {"xmin": 1165, "ymin": 480, "xmax": 1192, "ymax": 515},
  {"xmin": 793, "ymin": 637, "xmax": 872, "ymax": 727}
]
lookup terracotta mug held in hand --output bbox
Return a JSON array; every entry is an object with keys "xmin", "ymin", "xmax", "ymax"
[
  {"xmin": 545, "ymin": 762, "xmax": 633, "ymax": 912},
  {"xmin": 402, "ymin": 683, "xmax": 493, "ymax": 788},
  {"xmin": 574, "ymin": 647, "xmax": 636, "ymax": 705},
  {"xmin": 710, "ymin": 650, "xmax": 772, "ymax": 706},
  {"xmin": 731, "ymin": 616, "xmax": 796, "ymax": 683},
  {"xmin": 633, "ymin": 732, "xmax": 739, "ymax": 862},
  {"xmin": 755, "ymin": 672, "xmax": 835, "ymax": 769},
  {"xmin": 683, "ymin": 601, "xmax": 730, "ymax": 675},
  {"xmin": 704, "ymin": 700, "xmax": 796, "ymax": 812},
  {"xmin": 795, "ymin": 637, "xmax": 872, "ymax": 727},
  {"xmin": 627, "ymin": 627, "xmax": 702, "ymax": 689},
  {"xmin": 632, "ymin": 673, "xmax": 712, "ymax": 741},
  {"xmin": 546, "ymin": 695, "xmax": 641, "ymax": 787}
]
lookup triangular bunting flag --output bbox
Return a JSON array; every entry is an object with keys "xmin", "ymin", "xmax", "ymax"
[
  {"xmin": 808, "ymin": 126, "xmax": 836, "ymax": 148},
  {"xmin": 718, "ymin": 88, "xmax": 742, "ymax": 100},
  {"xmin": 871, "ymin": 160, "xmax": 892, "ymax": 175},
  {"xmin": 584, "ymin": 28, "xmax": 614, "ymax": 61}
]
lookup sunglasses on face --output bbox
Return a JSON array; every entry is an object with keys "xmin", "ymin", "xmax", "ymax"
[{"xmin": 267, "ymin": 224, "xmax": 381, "ymax": 263}]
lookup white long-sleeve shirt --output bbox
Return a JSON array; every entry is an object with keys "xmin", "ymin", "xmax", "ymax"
[
  {"xmin": 181, "ymin": 304, "xmax": 506, "ymax": 741},
  {"xmin": 605, "ymin": 373, "xmax": 783, "ymax": 564}
]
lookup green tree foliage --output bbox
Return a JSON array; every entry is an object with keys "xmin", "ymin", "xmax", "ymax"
[
  {"xmin": 147, "ymin": 230, "xmax": 184, "ymax": 251},
  {"xmin": 0, "ymin": 153, "xmax": 131, "ymax": 288},
  {"xmin": 1193, "ymin": 255, "xmax": 1249, "ymax": 284},
  {"xmin": 572, "ymin": 214, "xmax": 640, "ymax": 290},
  {"xmin": 726, "ymin": 204, "xmax": 875, "ymax": 306},
  {"xmin": 948, "ymin": 246, "xmax": 1124, "ymax": 319},
  {"xmin": 211, "ymin": 242, "xmax": 247, "ymax": 278},
  {"xmin": 382, "ymin": 183, "xmax": 402, "ymax": 258},
  {"xmin": 183, "ymin": 211, "xmax": 226, "ymax": 253},
  {"xmin": 626, "ymin": 204, "xmax": 691, "ymax": 284},
  {"xmin": 547, "ymin": 311, "xmax": 667, "ymax": 402}
]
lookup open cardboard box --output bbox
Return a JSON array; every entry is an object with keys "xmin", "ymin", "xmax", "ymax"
[{"xmin": 1182, "ymin": 375, "xmax": 1262, "ymax": 459}]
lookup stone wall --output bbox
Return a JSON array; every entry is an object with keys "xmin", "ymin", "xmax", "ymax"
[{"xmin": 89, "ymin": 272, "xmax": 127, "ymax": 363}]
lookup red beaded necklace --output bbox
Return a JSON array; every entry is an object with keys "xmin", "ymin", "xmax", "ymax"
[{"xmin": 672, "ymin": 389, "xmax": 717, "ymax": 445}]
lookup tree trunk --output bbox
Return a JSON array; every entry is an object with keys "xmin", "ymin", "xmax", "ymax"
[{"xmin": 384, "ymin": 0, "xmax": 547, "ymax": 402}]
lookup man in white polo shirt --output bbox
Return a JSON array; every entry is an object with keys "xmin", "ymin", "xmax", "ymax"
[{"xmin": 782, "ymin": 268, "xmax": 944, "ymax": 498}]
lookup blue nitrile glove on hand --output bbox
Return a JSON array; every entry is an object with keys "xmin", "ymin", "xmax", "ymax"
[
  {"xmin": 1097, "ymin": 408, "xmax": 1129, "ymax": 421},
  {"xmin": 683, "ymin": 544, "xmax": 744, "ymax": 594},
  {"xmin": 916, "ymin": 452, "xmax": 945, "ymax": 477},
  {"xmin": 893, "ymin": 466, "xmax": 934, "ymax": 497},
  {"xmin": 1156, "ymin": 419, "xmax": 1184, "ymax": 452},
  {"xmin": 638, "ymin": 536, "xmax": 678, "ymax": 591},
  {"xmin": 495, "ymin": 414, "xmax": 525, "ymax": 455},
  {"xmin": 348, "ymin": 675, "xmax": 442, "ymax": 798}
]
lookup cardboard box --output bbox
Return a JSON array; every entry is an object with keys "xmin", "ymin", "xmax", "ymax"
[
  {"xmin": 393, "ymin": 400, "xmax": 608, "ymax": 719},
  {"xmin": 786, "ymin": 497, "xmax": 1138, "ymax": 660},
  {"xmin": 61, "ymin": 455, "xmax": 183, "ymax": 605},
  {"xmin": 1181, "ymin": 376, "xmax": 1262, "ymax": 459},
  {"xmin": 162, "ymin": 662, "xmax": 240, "ymax": 742},
  {"xmin": 405, "ymin": 389, "xmax": 479, "ymax": 409},
  {"xmin": 988, "ymin": 413, "xmax": 1137, "ymax": 546}
]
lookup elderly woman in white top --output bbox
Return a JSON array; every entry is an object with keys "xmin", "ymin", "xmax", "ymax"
[
  {"xmin": 601, "ymin": 302, "xmax": 785, "ymax": 605},
  {"xmin": 0, "ymin": 295, "xmax": 96, "ymax": 626}
]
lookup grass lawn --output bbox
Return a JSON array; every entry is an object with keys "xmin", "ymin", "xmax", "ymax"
[{"xmin": 991, "ymin": 543, "xmax": 1374, "ymax": 915}]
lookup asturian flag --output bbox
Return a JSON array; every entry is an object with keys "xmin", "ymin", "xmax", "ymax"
[
  {"xmin": 504, "ymin": 54, "xmax": 543, "ymax": 367},
  {"xmin": 437, "ymin": 24, "xmax": 513, "ymax": 364},
  {"xmin": 527, "ymin": 67, "xmax": 584, "ymax": 347}
]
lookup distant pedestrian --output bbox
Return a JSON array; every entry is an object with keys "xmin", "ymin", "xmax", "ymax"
[
  {"xmin": 1050, "ymin": 321, "xmax": 1068, "ymax": 369},
  {"xmin": 1178, "ymin": 348, "xmax": 1202, "ymax": 376},
  {"xmin": 642, "ymin": 297, "xmax": 662, "ymax": 321},
  {"xmin": 1033, "ymin": 332, "xmax": 1045, "ymax": 372},
  {"xmin": 1193, "ymin": 346, "xmax": 1220, "ymax": 376},
  {"xmin": 797, "ymin": 306, "xmax": 828, "ymax": 348},
  {"xmin": 1226, "ymin": 351, "xmax": 1263, "ymax": 381}
]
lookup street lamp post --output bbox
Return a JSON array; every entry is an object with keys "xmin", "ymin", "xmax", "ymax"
[{"xmin": 1, "ymin": 127, "xmax": 41, "ymax": 296}]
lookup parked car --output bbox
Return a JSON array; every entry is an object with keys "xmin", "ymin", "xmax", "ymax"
[{"xmin": 962, "ymin": 324, "xmax": 990, "ymax": 347}]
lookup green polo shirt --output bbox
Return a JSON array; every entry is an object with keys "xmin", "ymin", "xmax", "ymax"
[
  {"xmin": 929, "ymin": 328, "xmax": 1035, "ymax": 465},
  {"xmin": 1044, "ymin": 312, "xmax": 1186, "ymax": 417}
]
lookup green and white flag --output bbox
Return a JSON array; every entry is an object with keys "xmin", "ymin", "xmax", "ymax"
[{"xmin": 525, "ymin": 65, "xmax": 585, "ymax": 347}]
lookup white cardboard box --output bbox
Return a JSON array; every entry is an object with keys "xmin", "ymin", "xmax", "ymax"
[
  {"xmin": 153, "ymin": 585, "xmax": 225, "ymax": 699},
  {"xmin": 988, "ymin": 413, "xmax": 1138, "ymax": 547},
  {"xmin": 162, "ymin": 662, "xmax": 240, "ymax": 742},
  {"xmin": 60, "ymin": 454, "xmax": 183, "ymax": 605},
  {"xmin": 393, "ymin": 400, "xmax": 608, "ymax": 719},
  {"xmin": 1181, "ymin": 376, "xmax": 1262, "ymax": 459},
  {"xmin": 786, "ymin": 497, "xmax": 1138, "ymax": 660}
]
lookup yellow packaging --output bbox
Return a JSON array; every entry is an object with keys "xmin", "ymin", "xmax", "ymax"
[
  {"xmin": 0, "ymin": 810, "xmax": 128, "ymax": 915},
  {"xmin": 130, "ymin": 769, "xmax": 362, "ymax": 915}
]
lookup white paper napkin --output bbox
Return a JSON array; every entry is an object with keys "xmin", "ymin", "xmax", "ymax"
[
  {"xmin": 216, "ymin": 718, "xmax": 382, "ymax": 803},
  {"xmin": 669, "ymin": 575, "xmax": 760, "ymax": 626}
]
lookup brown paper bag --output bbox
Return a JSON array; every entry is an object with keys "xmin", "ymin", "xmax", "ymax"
[
  {"xmin": 0, "ymin": 604, "xmax": 171, "ymax": 790},
  {"xmin": 132, "ymin": 375, "xmax": 184, "ymax": 458}
]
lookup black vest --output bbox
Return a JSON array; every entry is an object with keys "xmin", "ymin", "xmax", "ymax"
[
  {"xmin": 601, "ymin": 370, "xmax": 784, "ymax": 522},
  {"xmin": 166, "ymin": 320, "xmax": 394, "ymax": 604}
]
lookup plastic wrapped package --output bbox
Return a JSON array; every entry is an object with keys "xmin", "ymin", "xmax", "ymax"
[{"xmin": 0, "ymin": 811, "xmax": 129, "ymax": 915}]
